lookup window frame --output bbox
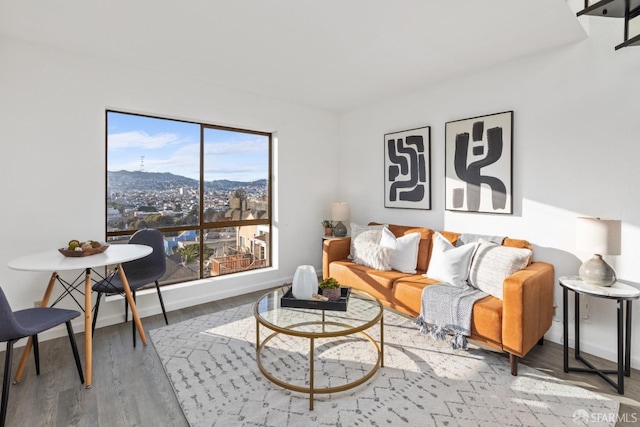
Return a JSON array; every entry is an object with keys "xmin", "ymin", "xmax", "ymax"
[{"xmin": 105, "ymin": 110, "xmax": 273, "ymax": 282}]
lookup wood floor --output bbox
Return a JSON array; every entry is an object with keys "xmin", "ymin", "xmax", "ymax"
[{"xmin": 2, "ymin": 289, "xmax": 639, "ymax": 426}]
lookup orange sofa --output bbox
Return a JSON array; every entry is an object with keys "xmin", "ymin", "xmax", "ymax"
[{"xmin": 322, "ymin": 223, "xmax": 555, "ymax": 375}]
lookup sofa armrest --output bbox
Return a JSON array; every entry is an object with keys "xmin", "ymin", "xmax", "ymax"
[
  {"xmin": 501, "ymin": 261, "xmax": 555, "ymax": 357},
  {"xmin": 322, "ymin": 238, "xmax": 351, "ymax": 278}
]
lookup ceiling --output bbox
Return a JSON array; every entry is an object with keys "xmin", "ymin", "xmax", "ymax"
[{"xmin": 0, "ymin": 1, "xmax": 586, "ymax": 112}]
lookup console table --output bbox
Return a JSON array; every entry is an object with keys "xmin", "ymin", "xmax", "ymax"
[{"xmin": 559, "ymin": 275, "xmax": 640, "ymax": 394}]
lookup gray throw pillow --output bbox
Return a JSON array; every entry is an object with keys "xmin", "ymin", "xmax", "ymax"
[{"xmin": 468, "ymin": 239, "xmax": 532, "ymax": 300}]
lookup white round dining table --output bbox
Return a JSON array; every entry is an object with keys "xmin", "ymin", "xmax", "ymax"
[{"xmin": 7, "ymin": 244, "xmax": 153, "ymax": 388}]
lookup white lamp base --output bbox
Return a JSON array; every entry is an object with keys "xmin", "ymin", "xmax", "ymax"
[{"xmin": 579, "ymin": 254, "xmax": 616, "ymax": 287}]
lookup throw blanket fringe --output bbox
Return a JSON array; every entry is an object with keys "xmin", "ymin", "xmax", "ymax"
[
  {"xmin": 451, "ymin": 333, "xmax": 467, "ymax": 350},
  {"xmin": 416, "ymin": 316, "xmax": 429, "ymax": 335},
  {"xmin": 430, "ymin": 325, "xmax": 448, "ymax": 342},
  {"xmin": 415, "ymin": 284, "xmax": 487, "ymax": 350}
]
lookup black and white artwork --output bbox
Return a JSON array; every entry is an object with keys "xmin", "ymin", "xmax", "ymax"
[
  {"xmin": 384, "ymin": 126, "xmax": 431, "ymax": 210},
  {"xmin": 445, "ymin": 111, "xmax": 513, "ymax": 214}
]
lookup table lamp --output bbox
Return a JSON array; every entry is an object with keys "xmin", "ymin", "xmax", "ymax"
[
  {"xmin": 576, "ymin": 217, "xmax": 621, "ymax": 287},
  {"xmin": 331, "ymin": 202, "xmax": 349, "ymax": 237}
]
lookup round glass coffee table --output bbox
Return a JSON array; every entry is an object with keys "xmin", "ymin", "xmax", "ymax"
[{"xmin": 254, "ymin": 286, "xmax": 384, "ymax": 410}]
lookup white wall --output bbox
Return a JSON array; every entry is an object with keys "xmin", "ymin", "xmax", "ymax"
[
  {"xmin": 0, "ymin": 36, "xmax": 338, "ymax": 338},
  {"xmin": 338, "ymin": 16, "xmax": 640, "ymax": 366}
]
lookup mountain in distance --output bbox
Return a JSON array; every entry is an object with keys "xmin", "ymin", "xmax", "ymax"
[{"xmin": 107, "ymin": 170, "xmax": 266, "ymax": 191}]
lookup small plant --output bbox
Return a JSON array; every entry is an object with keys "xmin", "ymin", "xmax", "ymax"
[
  {"xmin": 319, "ymin": 277, "xmax": 340, "ymax": 289},
  {"xmin": 319, "ymin": 277, "xmax": 341, "ymax": 301},
  {"xmin": 321, "ymin": 219, "xmax": 333, "ymax": 228}
]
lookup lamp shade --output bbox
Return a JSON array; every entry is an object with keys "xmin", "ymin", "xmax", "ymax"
[
  {"xmin": 576, "ymin": 217, "xmax": 621, "ymax": 255},
  {"xmin": 331, "ymin": 202, "xmax": 349, "ymax": 221}
]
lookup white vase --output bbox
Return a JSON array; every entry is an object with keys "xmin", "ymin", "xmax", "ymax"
[{"xmin": 292, "ymin": 265, "xmax": 317, "ymax": 299}]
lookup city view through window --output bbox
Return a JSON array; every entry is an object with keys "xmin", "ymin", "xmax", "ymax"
[{"xmin": 106, "ymin": 111, "xmax": 272, "ymax": 284}]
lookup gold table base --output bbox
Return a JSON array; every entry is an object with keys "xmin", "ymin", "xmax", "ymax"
[{"xmin": 255, "ymin": 317, "xmax": 384, "ymax": 410}]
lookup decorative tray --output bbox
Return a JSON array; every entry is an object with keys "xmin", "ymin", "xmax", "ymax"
[
  {"xmin": 58, "ymin": 245, "xmax": 109, "ymax": 257},
  {"xmin": 280, "ymin": 287, "xmax": 351, "ymax": 311}
]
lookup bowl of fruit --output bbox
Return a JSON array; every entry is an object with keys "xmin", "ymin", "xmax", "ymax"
[{"xmin": 59, "ymin": 240, "xmax": 109, "ymax": 257}]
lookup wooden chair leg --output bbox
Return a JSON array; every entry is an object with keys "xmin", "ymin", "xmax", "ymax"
[
  {"xmin": 66, "ymin": 321, "xmax": 84, "ymax": 384},
  {"xmin": 510, "ymin": 353, "xmax": 518, "ymax": 376},
  {"xmin": 155, "ymin": 281, "xmax": 168, "ymax": 325},
  {"xmin": 32, "ymin": 335, "xmax": 40, "ymax": 376},
  {"xmin": 1, "ymin": 341, "xmax": 14, "ymax": 427},
  {"xmin": 538, "ymin": 337, "xmax": 544, "ymax": 346}
]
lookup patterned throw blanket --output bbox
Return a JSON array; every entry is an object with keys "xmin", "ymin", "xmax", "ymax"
[{"xmin": 415, "ymin": 284, "xmax": 487, "ymax": 350}]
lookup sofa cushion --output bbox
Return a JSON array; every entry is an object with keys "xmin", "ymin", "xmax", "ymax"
[
  {"xmin": 379, "ymin": 227, "xmax": 421, "ymax": 274},
  {"xmin": 424, "ymin": 232, "xmax": 478, "ymax": 288},
  {"xmin": 328, "ymin": 260, "xmax": 412, "ymax": 304},
  {"xmin": 469, "ymin": 295, "xmax": 503, "ymax": 347},
  {"xmin": 469, "ymin": 240, "xmax": 532, "ymax": 300},
  {"xmin": 437, "ymin": 231, "xmax": 461, "ymax": 246},
  {"xmin": 503, "ymin": 237, "xmax": 533, "ymax": 251},
  {"xmin": 391, "ymin": 276, "xmax": 441, "ymax": 316},
  {"xmin": 352, "ymin": 229, "xmax": 392, "ymax": 270}
]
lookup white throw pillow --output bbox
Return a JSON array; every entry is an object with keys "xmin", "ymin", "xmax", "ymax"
[
  {"xmin": 379, "ymin": 227, "xmax": 421, "ymax": 274},
  {"xmin": 468, "ymin": 239, "xmax": 532, "ymax": 300},
  {"xmin": 351, "ymin": 229, "xmax": 392, "ymax": 270},
  {"xmin": 424, "ymin": 232, "xmax": 478, "ymax": 288},
  {"xmin": 349, "ymin": 223, "xmax": 386, "ymax": 258}
]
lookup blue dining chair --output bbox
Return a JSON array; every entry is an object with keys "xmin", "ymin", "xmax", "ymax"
[
  {"xmin": 92, "ymin": 228, "xmax": 168, "ymax": 347},
  {"xmin": 0, "ymin": 287, "xmax": 84, "ymax": 427}
]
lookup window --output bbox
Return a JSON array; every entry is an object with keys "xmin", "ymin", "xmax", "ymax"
[{"xmin": 106, "ymin": 111, "xmax": 272, "ymax": 284}]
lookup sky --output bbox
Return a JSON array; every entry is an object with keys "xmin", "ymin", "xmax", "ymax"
[{"xmin": 107, "ymin": 111, "xmax": 269, "ymax": 182}]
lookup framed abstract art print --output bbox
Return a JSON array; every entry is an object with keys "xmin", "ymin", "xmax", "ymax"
[
  {"xmin": 445, "ymin": 111, "xmax": 513, "ymax": 214},
  {"xmin": 384, "ymin": 126, "xmax": 431, "ymax": 210}
]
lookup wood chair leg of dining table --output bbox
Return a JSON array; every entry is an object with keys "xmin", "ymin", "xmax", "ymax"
[
  {"xmin": 117, "ymin": 266, "xmax": 147, "ymax": 346},
  {"xmin": 13, "ymin": 272, "xmax": 58, "ymax": 384},
  {"xmin": 84, "ymin": 268, "xmax": 92, "ymax": 388}
]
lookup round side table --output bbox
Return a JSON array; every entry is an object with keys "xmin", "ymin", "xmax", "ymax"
[{"xmin": 559, "ymin": 276, "xmax": 640, "ymax": 394}]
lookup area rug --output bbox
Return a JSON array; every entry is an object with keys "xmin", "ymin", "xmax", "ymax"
[{"xmin": 149, "ymin": 303, "xmax": 619, "ymax": 427}]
